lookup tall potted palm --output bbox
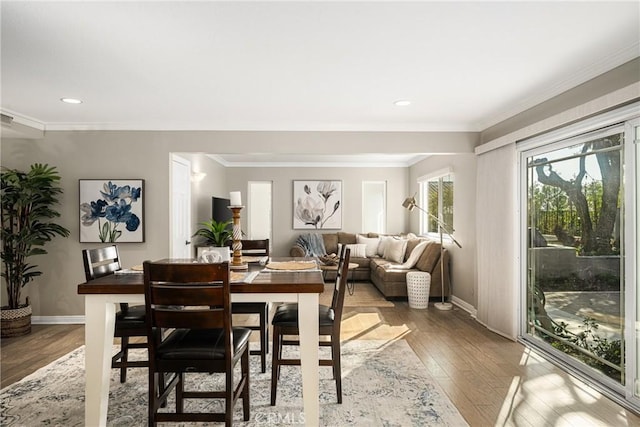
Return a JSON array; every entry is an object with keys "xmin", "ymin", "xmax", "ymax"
[{"xmin": 1, "ymin": 164, "xmax": 70, "ymax": 337}]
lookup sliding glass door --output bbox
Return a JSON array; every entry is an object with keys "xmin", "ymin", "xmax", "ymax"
[{"xmin": 519, "ymin": 107, "xmax": 638, "ymax": 410}]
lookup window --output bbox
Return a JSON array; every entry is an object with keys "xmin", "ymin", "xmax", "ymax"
[
  {"xmin": 418, "ymin": 169, "xmax": 454, "ymax": 237},
  {"xmin": 362, "ymin": 181, "xmax": 386, "ymax": 233}
]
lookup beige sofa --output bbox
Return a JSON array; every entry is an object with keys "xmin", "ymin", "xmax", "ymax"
[{"xmin": 290, "ymin": 232, "xmax": 450, "ymax": 299}]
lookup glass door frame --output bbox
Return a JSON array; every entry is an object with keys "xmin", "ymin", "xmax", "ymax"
[{"xmin": 517, "ymin": 102, "xmax": 639, "ymax": 411}]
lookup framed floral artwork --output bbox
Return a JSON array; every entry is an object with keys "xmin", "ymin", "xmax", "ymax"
[
  {"xmin": 293, "ymin": 180, "xmax": 342, "ymax": 229},
  {"xmin": 79, "ymin": 179, "xmax": 145, "ymax": 243}
]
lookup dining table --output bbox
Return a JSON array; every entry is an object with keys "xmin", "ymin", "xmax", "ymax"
[{"xmin": 77, "ymin": 257, "xmax": 325, "ymax": 427}]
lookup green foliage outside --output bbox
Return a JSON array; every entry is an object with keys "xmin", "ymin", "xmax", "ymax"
[{"xmin": 544, "ymin": 318, "xmax": 622, "ymax": 383}]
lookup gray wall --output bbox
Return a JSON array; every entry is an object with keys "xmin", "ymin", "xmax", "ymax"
[
  {"xmin": 408, "ymin": 154, "xmax": 477, "ymax": 307},
  {"xmin": 0, "ymin": 130, "xmax": 475, "ymax": 317},
  {"xmin": 225, "ymin": 166, "xmax": 409, "ymax": 257}
]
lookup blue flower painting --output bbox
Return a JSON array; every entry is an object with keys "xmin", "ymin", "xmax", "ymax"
[
  {"xmin": 79, "ymin": 180, "xmax": 144, "ymax": 242},
  {"xmin": 293, "ymin": 180, "xmax": 342, "ymax": 229}
]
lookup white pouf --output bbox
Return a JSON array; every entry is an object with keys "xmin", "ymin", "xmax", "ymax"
[{"xmin": 406, "ymin": 271, "xmax": 431, "ymax": 309}]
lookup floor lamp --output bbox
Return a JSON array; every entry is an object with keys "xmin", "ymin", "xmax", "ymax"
[{"xmin": 402, "ymin": 195, "xmax": 462, "ymax": 311}]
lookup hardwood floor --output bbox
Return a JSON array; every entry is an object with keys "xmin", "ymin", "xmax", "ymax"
[{"xmin": 2, "ymin": 281, "xmax": 639, "ymax": 426}]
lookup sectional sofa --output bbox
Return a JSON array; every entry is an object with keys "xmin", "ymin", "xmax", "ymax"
[{"xmin": 290, "ymin": 231, "xmax": 450, "ymax": 299}]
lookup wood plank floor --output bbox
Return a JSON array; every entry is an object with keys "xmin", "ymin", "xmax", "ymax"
[{"xmin": 2, "ymin": 281, "xmax": 639, "ymax": 426}]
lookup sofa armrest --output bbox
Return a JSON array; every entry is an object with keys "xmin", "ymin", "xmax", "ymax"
[{"xmin": 289, "ymin": 244, "xmax": 305, "ymax": 257}]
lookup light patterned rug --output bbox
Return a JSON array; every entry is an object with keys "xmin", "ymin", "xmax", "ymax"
[{"xmin": 0, "ymin": 339, "xmax": 468, "ymax": 426}]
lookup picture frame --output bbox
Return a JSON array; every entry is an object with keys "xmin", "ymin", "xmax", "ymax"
[
  {"xmin": 79, "ymin": 179, "xmax": 145, "ymax": 243},
  {"xmin": 293, "ymin": 180, "xmax": 342, "ymax": 229}
]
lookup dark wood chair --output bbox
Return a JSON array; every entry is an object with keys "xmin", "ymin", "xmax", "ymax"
[
  {"xmin": 82, "ymin": 245, "xmax": 147, "ymax": 383},
  {"xmin": 143, "ymin": 260, "xmax": 250, "ymax": 426},
  {"xmin": 270, "ymin": 246, "xmax": 351, "ymax": 405},
  {"xmin": 231, "ymin": 238, "xmax": 270, "ymax": 373}
]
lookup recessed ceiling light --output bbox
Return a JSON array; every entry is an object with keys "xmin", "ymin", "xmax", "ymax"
[
  {"xmin": 61, "ymin": 98, "xmax": 82, "ymax": 104},
  {"xmin": 393, "ymin": 100, "xmax": 411, "ymax": 107}
]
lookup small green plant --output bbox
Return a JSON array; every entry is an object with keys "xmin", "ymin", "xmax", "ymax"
[{"xmin": 192, "ymin": 219, "xmax": 232, "ymax": 247}]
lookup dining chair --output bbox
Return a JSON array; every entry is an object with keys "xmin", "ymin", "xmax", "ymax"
[
  {"xmin": 270, "ymin": 246, "xmax": 351, "ymax": 405},
  {"xmin": 143, "ymin": 260, "xmax": 250, "ymax": 426},
  {"xmin": 231, "ymin": 238, "xmax": 270, "ymax": 373},
  {"xmin": 82, "ymin": 245, "xmax": 147, "ymax": 383}
]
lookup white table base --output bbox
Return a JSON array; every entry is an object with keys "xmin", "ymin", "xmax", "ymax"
[{"xmin": 83, "ymin": 292, "xmax": 320, "ymax": 426}]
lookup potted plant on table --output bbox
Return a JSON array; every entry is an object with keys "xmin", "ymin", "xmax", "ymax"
[
  {"xmin": 192, "ymin": 219, "xmax": 232, "ymax": 259},
  {"xmin": 1, "ymin": 164, "xmax": 70, "ymax": 337}
]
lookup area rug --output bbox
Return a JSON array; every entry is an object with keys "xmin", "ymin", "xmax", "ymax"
[{"xmin": 0, "ymin": 339, "xmax": 467, "ymax": 426}]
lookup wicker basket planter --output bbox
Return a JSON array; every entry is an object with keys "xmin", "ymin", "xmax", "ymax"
[{"xmin": 1, "ymin": 305, "xmax": 32, "ymax": 338}]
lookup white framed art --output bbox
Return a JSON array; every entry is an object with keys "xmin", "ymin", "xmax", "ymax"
[{"xmin": 293, "ymin": 180, "xmax": 342, "ymax": 229}]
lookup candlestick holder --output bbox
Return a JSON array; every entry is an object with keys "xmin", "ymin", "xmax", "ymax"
[{"xmin": 229, "ymin": 206, "xmax": 248, "ymax": 270}]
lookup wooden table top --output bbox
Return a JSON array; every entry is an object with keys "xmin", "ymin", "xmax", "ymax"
[{"xmin": 78, "ymin": 258, "xmax": 325, "ymax": 295}]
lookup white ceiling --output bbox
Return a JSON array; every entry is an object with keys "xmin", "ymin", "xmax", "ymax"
[{"xmin": 1, "ymin": 1, "xmax": 638, "ymax": 165}]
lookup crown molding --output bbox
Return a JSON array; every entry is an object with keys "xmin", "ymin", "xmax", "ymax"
[
  {"xmin": 0, "ymin": 109, "xmax": 46, "ymax": 130},
  {"xmin": 207, "ymin": 154, "xmax": 429, "ymax": 168},
  {"xmin": 475, "ymin": 43, "xmax": 640, "ymax": 131}
]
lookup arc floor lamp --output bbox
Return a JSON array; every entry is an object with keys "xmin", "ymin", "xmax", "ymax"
[{"xmin": 402, "ymin": 195, "xmax": 462, "ymax": 310}]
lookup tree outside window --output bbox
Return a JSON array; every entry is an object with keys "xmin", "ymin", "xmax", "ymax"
[{"xmin": 419, "ymin": 172, "xmax": 454, "ymax": 236}]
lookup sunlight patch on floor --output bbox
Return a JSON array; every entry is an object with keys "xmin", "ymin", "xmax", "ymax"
[{"xmin": 341, "ymin": 312, "xmax": 410, "ymax": 341}]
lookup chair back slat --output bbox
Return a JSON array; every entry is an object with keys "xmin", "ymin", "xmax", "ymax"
[
  {"xmin": 230, "ymin": 239, "xmax": 270, "ymax": 256},
  {"xmin": 82, "ymin": 245, "xmax": 121, "ymax": 281},
  {"xmin": 153, "ymin": 309, "xmax": 225, "ymax": 330},
  {"xmin": 150, "ymin": 284, "xmax": 224, "ymax": 307},
  {"xmin": 144, "ymin": 261, "xmax": 231, "ymax": 334}
]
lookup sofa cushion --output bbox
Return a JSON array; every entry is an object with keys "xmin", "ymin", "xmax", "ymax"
[
  {"xmin": 383, "ymin": 238, "xmax": 407, "ymax": 263},
  {"xmin": 416, "ymin": 241, "xmax": 441, "ymax": 273},
  {"xmin": 322, "ymin": 233, "xmax": 339, "ymax": 255},
  {"xmin": 356, "ymin": 235, "xmax": 380, "ymax": 258},
  {"xmin": 349, "ymin": 256, "xmax": 370, "ymax": 269},
  {"xmin": 370, "ymin": 259, "xmax": 412, "ymax": 282},
  {"xmin": 337, "ymin": 232, "xmax": 357, "ymax": 244}
]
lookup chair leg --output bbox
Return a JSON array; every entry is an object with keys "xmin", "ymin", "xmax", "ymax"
[
  {"xmin": 176, "ymin": 373, "xmax": 184, "ymax": 413},
  {"xmin": 333, "ymin": 339, "xmax": 342, "ymax": 404},
  {"xmin": 264, "ymin": 304, "xmax": 269, "ymax": 355},
  {"xmin": 242, "ymin": 347, "xmax": 251, "ymax": 421},
  {"xmin": 148, "ymin": 370, "xmax": 157, "ymax": 426},
  {"xmin": 259, "ymin": 308, "xmax": 267, "ymax": 373},
  {"xmin": 119, "ymin": 336, "xmax": 129, "ymax": 383},
  {"xmin": 226, "ymin": 365, "xmax": 233, "ymax": 426},
  {"xmin": 270, "ymin": 326, "xmax": 281, "ymax": 406}
]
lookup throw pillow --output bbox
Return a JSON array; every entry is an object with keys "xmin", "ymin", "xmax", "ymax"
[
  {"xmin": 356, "ymin": 235, "xmax": 380, "ymax": 258},
  {"xmin": 416, "ymin": 241, "xmax": 440, "ymax": 272},
  {"xmin": 377, "ymin": 235, "xmax": 393, "ymax": 257},
  {"xmin": 338, "ymin": 243, "xmax": 367, "ymax": 258},
  {"xmin": 404, "ymin": 238, "xmax": 426, "ymax": 262},
  {"xmin": 383, "ymin": 238, "xmax": 407, "ymax": 264},
  {"xmin": 395, "ymin": 240, "xmax": 429, "ymax": 269}
]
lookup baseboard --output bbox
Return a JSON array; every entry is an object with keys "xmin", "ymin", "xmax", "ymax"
[
  {"xmin": 32, "ymin": 316, "xmax": 85, "ymax": 325},
  {"xmin": 451, "ymin": 296, "xmax": 477, "ymax": 317}
]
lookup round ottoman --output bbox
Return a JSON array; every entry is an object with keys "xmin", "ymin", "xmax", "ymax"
[{"xmin": 406, "ymin": 271, "xmax": 431, "ymax": 309}]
